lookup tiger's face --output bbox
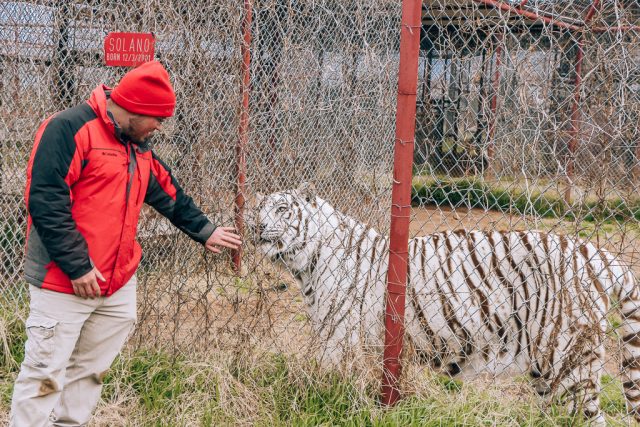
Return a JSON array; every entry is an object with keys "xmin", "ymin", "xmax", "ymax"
[{"xmin": 254, "ymin": 184, "xmax": 320, "ymax": 261}]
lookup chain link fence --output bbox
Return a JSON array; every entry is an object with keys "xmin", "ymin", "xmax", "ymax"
[
  {"xmin": 411, "ymin": 1, "xmax": 640, "ymax": 424},
  {"xmin": 2, "ymin": 0, "xmax": 640, "ymax": 424}
]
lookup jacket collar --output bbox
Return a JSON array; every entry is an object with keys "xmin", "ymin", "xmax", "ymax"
[
  {"xmin": 88, "ymin": 84, "xmax": 115, "ymax": 134},
  {"xmin": 87, "ymin": 84, "xmax": 151, "ymax": 153}
]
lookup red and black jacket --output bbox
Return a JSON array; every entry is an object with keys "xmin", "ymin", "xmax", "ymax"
[{"xmin": 24, "ymin": 85, "xmax": 215, "ymax": 296}]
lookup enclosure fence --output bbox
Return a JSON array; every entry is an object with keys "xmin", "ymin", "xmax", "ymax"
[{"xmin": 2, "ymin": 0, "xmax": 640, "ymax": 423}]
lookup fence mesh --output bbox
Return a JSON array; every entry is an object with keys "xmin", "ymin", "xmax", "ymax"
[{"xmin": 2, "ymin": 0, "xmax": 640, "ymax": 424}]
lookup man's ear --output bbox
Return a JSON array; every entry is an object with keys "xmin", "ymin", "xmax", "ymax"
[{"xmin": 297, "ymin": 182, "xmax": 316, "ymax": 203}]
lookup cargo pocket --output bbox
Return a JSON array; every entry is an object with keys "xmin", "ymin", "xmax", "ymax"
[{"xmin": 24, "ymin": 313, "xmax": 58, "ymax": 368}]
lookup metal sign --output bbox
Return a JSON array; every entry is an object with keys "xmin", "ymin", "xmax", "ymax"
[{"xmin": 104, "ymin": 32, "xmax": 155, "ymax": 67}]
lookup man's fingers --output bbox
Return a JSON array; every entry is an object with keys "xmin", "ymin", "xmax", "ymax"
[
  {"xmin": 72, "ymin": 280, "xmax": 101, "ymax": 299},
  {"xmin": 88, "ymin": 268, "xmax": 104, "ymax": 298},
  {"xmin": 222, "ymin": 236, "xmax": 242, "ymax": 246},
  {"xmin": 91, "ymin": 281, "xmax": 101, "ymax": 298},
  {"xmin": 73, "ymin": 283, "xmax": 87, "ymax": 299},
  {"xmin": 70, "ymin": 269, "xmax": 105, "ymax": 299},
  {"xmin": 205, "ymin": 227, "xmax": 243, "ymax": 253},
  {"xmin": 206, "ymin": 245, "xmax": 221, "ymax": 254},
  {"xmin": 218, "ymin": 239, "xmax": 241, "ymax": 249},
  {"xmin": 85, "ymin": 282, "xmax": 95, "ymax": 299},
  {"xmin": 221, "ymin": 231, "xmax": 242, "ymax": 243}
]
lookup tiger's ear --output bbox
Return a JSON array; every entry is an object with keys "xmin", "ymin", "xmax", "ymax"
[
  {"xmin": 297, "ymin": 182, "xmax": 316, "ymax": 203},
  {"xmin": 255, "ymin": 192, "xmax": 264, "ymax": 205},
  {"xmin": 245, "ymin": 192, "xmax": 264, "ymax": 210}
]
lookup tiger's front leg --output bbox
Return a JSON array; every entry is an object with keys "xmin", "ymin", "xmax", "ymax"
[{"xmin": 312, "ymin": 313, "xmax": 365, "ymax": 368}]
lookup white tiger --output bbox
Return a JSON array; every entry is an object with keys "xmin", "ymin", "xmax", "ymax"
[{"xmin": 254, "ymin": 183, "xmax": 640, "ymax": 424}]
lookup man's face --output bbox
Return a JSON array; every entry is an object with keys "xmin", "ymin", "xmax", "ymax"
[{"xmin": 122, "ymin": 114, "xmax": 165, "ymax": 144}]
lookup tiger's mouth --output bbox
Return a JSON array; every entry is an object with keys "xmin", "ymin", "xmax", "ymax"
[
  {"xmin": 258, "ymin": 235, "xmax": 277, "ymax": 243},
  {"xmin": 251, "ymin": 222, "xmax": 279, "ymax": 243},
  {"xmin": 257, "ymin": 236, "xmax": 288, "ymax": 261},
  {"xmin": 257, "ymin": 231, "xmax": 302, "ymax": 258},
  {"xmin": 256, "ymin": 226, "xmax": 285, "ymax": 247}
]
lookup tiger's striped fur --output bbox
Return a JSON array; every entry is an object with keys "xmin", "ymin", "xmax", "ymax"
[{"xmin": 254, "ymin": 184, "xmax": 640, "ymax": 423}]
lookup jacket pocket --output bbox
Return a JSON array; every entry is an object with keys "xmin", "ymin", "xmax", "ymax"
[
  {"xmin": 84, "ymin": 148, "xmax": 128, "ymax": 180},
  {"xmin": 24, "ymin": 313, "xmax": 59, "ymax": 368}
]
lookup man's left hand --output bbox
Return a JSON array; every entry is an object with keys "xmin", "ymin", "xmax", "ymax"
[{"xmin": 205, "ymin": 226, "xmax": 242, "ymax": 254}]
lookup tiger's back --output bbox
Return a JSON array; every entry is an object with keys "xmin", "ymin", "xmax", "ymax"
[{"xmin": 406, "ymin": 230, "xmax": 616, "ymax": 376}]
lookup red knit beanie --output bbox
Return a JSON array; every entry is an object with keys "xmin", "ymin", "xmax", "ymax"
[{"xmin": 111, "ymin": 60, "xmax": 176, "ymax": 117}]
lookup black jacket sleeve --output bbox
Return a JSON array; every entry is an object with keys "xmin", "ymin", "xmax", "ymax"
[
  {"xmin": 144, "ymin": 152, "xmax": 216, "ymax": 244},
  {"xmin": 27, "ymin": 116, "xmax": 93, "ymax": 280}
]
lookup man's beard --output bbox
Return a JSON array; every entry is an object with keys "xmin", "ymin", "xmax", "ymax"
[{"xmin": 121, "ymin": 129, "xmax": 148, "ymax": 145}]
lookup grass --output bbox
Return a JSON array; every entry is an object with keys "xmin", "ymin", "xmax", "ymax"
[
  {"xmin": 0, "ymin": 301, "xmax": 634, "ymax": 426},
  {"xmin": 601, "ymin": 374, "xmax": 627, "ymax": 415},
  {"xmin": 533, "ymin": 219, "xmax": 638, "ymax": 245},
  {"xmin": 0, "ymin": 299, "xmax": 26, "ymax": 412},
  {"xmin": 4, "ymin": 312, "xmax": 629, "ymax": 416},
  {"xmin": 96, "ymin": 354, "xmax": 588, "ymax": 427},
  {"xmin": 216, "ymin": 276, "xmax": 254, "ymax": 297}
]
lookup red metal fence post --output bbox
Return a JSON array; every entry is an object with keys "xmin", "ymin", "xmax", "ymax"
[
  {"xmin": 380, "ymin": 0, "xmax": 422, "ymax": 407},
  {"xmin": 565, "ymin": 0, "xmax": 599, "ymax": 203},
  {"xmin": 564, "ymin": 35, "xmax": 584, "ymax": 204},
  {"xmin": 233, "ymin": 0, "xmax": 253, "ymax": 273}
]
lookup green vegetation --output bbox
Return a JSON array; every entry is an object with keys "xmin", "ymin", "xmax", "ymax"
[
  {"xmin": 0, "ymin": 301, "xmax": 632, "ymax": 426},
  {"xmin": 412, "ymin": 177, "xmax": 640, "ymax": 224},
  {"xmin": 0, "ymin": 301, "xmax": 26, "ymax": 410},
  {"xmin": 601, "ymin": 375, "xmax": 627, "ymax": 415}
]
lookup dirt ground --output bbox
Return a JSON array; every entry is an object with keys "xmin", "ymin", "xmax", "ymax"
[{"xmin": 410, "ymin": 205, "xmax": 526, "ymax": 236}]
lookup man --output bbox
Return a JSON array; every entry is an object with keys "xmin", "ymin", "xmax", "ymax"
[{"xmin": 10, "ymin": 60, "xmax": 242, "ymax": 426}]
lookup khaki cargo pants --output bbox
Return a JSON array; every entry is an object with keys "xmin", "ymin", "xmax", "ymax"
[{"xmin": 10, "ymin": 275, "xmax": 137, "ymax": 427}]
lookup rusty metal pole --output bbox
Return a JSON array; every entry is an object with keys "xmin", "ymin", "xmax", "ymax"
[
  {"xmin": 472, "ymin": 0, "xmax": 582, "ymax": 31},
  {"xmin": 233, "ymin": 0, "xmax": 253, "ymax": 273},
  {"xmin": 565, "ymin": 0, "xmax": 599, "ymax": 203},
  {"xmin": 381, "ymin": 0, "xmax": 422, "ymax": 407},
  {"xmin": 474, "ymin": 0, "xmax": 637, "ymax": 33},
  {"xmin": 564, "ymin": 36, "xmax": 584, "ymax": 203}
]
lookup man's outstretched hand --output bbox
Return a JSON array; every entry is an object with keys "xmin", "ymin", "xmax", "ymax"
[{"xmin": 205, "ymin": 226, "xmax": 242, "ymax": 254}]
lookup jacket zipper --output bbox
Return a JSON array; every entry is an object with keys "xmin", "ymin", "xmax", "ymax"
[{"xmin": 110, "ymin": 142, "xmax": 137, "ymax": 294}]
